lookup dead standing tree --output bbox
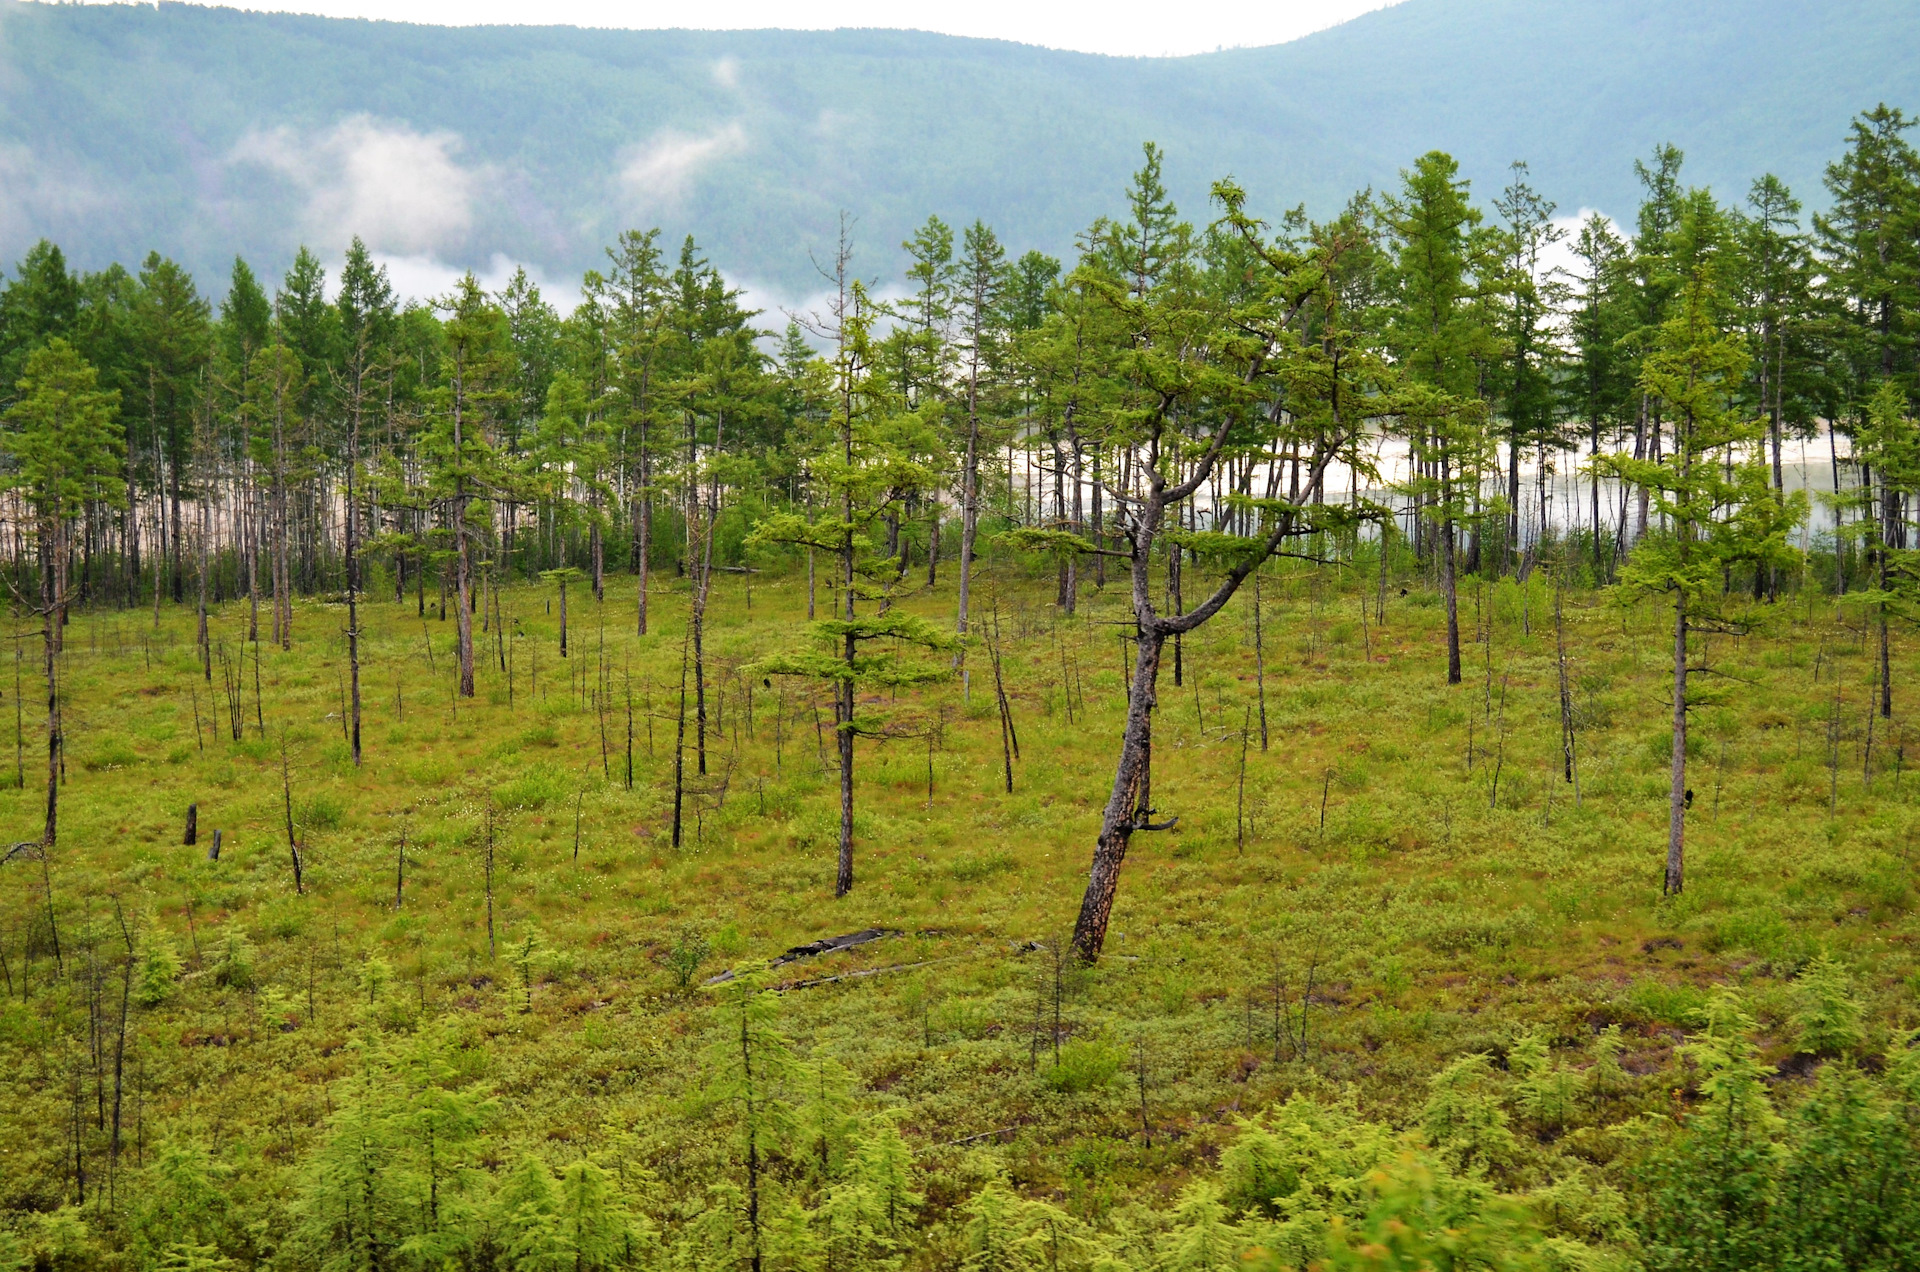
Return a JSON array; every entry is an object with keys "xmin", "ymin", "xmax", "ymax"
[{"xmin": 1012, "ymin": 173, "xmax": 1386, "ymax": 962}]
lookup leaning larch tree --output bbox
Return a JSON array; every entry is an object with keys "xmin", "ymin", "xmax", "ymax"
[{"xmin": 1024, "ymin": 158, "xmax": 1387, "ymax": 962}]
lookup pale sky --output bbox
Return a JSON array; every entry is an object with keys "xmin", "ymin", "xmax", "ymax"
[{"xmin": 161, "ymin": 0, "xmax": 1405, "ymax": 58}]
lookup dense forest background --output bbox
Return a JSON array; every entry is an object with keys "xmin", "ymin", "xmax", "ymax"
[{"xmin": 4, "ymin": 0, "xmax": 1920, "ymax": 294}]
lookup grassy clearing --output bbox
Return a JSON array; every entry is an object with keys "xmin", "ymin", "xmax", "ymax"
[{"xmin": 4, "ymin": 550, "xmax": 1918, "ymax": 1262}]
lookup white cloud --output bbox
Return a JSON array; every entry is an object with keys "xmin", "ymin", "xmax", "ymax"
[
  {"xmin": 367, "ymin": 251, "xmax": 581, "ymax": 309},
  {"xmin": 0, "ymin": 142, "xmax": 106, "ymax": 247},
  {"xmin": 1539, "ymin": 208, "xmax": 1626, "ymax": 286},
  {"xmin": 712, "ymin": 55, "xmax": 741, "ymax": 89},
  {"xmin": 617, "ymin": 123, "xmax": 747, "ymax": 209},
  {"xmin": 230, "ymin": 115, "xmax": 481, "ymax": 255}
]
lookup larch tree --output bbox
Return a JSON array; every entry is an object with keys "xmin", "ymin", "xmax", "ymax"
[
  {"xmin": 1491, "ymin": 160, "xmax": 1565, "ymax": 569},
  {"xmin": 751, "ymin": 276, "xmax": 955, "ymax": 898},
  {"xmin": 271, "ymin": 248, "xmax": 338, "ymax": 642},
  {"xmin": 335, "ymin": 240, "xmax": 397, "ymax": 765},
  {"xmin": 1851, "ymin": 381, "xmax": 1920, "ymax": 719},
  {"xmin": 1735, "ymin": 176, "xmax": 1816, "ymax": 502},
  {"xmin": 953, "ymin": 221, "xmax": 1007, "ymax": 660},
  {"xmin": 1380, "ymin": 150, "xmax": 1497, "ymax": 684},
  {"xmin": 1602, "ymin": 263, "xmax": 1804, "ymax": 896},
  {"xmin": 216, "ymin": 258, "xmax": 272, "ymax": 642},
  {"xmin": 603, "ymin": 230, "xmax": 672, "ymax": 636},
  {"xmin": 1, "ymin": 338, "xmax": 123, "ymax": 850},
  {"xmin": 705, "ymin": 978, "xmax": 797, "ymax": 1272},
  {"xmin": 497, "ymin": 265, "xmax": 562, "ymax": 585},
  {"xmin": 685, "ymin": 322, "xmax": 770, "ymax": 783},
  {"xmin": 1564, "ymin": 213, "xmax": 1633, "ymax": 577},
  {"xmin": 1033, "ymin": 160, "xmax": 1385, "ymax": 962},
  {"xmin": 1624, "ymin": 144, "xmax": 1689, "ymax": 546},
  {"xmin": 132, "ymin": 252, "xmax": 210, "ymax": 613},
  {"xmin": 1816, "ymin": 106, "xmax": 1920, "ymax": 395},
  {"xmin": 427, "ymin": 276, "xmax": 512, "ymax": 698}
]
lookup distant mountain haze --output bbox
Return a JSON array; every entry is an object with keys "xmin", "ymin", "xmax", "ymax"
[
  {"xmin": 138, "ymin": 0, "xmax": 1409, "ymax": 58},
  {"xmin": 3, "ymin": 0, "xmax": 1918, "ymax": 300}
]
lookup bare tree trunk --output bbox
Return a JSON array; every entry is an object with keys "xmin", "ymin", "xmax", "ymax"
[
  {"xmin": 589, "ymin": 486, "xmax": 605, "ymax": 602},
  {"xmin": 246, "ymin": 463, "xmax": 260, "ymax": 643},
  {"xmin": 152, "ymin": 429, "xmax": 165, "ymax": 631},
  {"xmin": 1666, "ymin": 586, "xmax": 1687, "ymax": 895},
  {"xmin": 1091, "ymin": 451, "xmax": 1106, "ymax": 588},
  {"xmin": 1506, "ymin": 435, "xmax": 1521, "ymax": 573},
  {"xmin": 835, "ymin": 666, "xmax": 855, "ymax": 897},
  {"xmin": 1633, "ymin": 395, "xmax": 1650, "ymax": 544},
  {"xmin": 1073, "ymin": 630, "xmax": 1163, "ymax": 960},
  {"xmin": 41, "ymin": 517, "xmax": 61, "ymax": 850},
  {"xmin": 452, "ymin": 370, "xmax": 475, "ymax": 698},
  {"xmin": 671, "ymin": 626, "xmax": 689, "ymax": 848},
  {"xmin": 1440, "ymin": 449, "xmax": 1462, "ymax": 685},
  {"xmin": 926, "ymin": 500, "xmax": 940, "ymax": 587},
  {"xmin": 635, "ymin": 479, "xmax": 651, "ymax": 637},
  {"xmin": 956, "ymin": 376, "xmax": 982, "ymax": 655},
  {"xmin": 196, "ymin": 502, "xmax": 209, "ymax": 682},
  {"xmin": 1881, "ymin": 483, "xmax": 1895, "ymax": 719},
  {"xmin": 346, "ymin": 405, "xmax": 363, "ymax": 764},
  {"xmin": 1590, "ymin": 418, "xmax": 1603, "ymax": 578},
  {"xmin": 272, "ymin": 379, "xmax": 291, "ymax": 650},
  {"xmin": 692, "ymin": 427, "xmax": 722, "ymax": 778}
]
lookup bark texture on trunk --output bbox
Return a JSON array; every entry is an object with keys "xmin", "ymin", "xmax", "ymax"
[
  {"xmin": 41, "ymin": 517, "xmax": 61, "ymax": 850},
  {"xmin": 956, "ymin": 411, "xmax": 981, "ymax": 650},
  {"xmin": 1666, "ymin": 587, "xmax": 1687, "ymax": 896},
  {"xmin": 636, "ymin": 488, "xmax": 651, "ymax": 637},
  {"xmin": 347, "ymin": 406, "xmax": 363, "ymax": 764},
  {"xmin": 1071, "ymin": 631, "xmax": 1163, "ymax": 960},
  {"xmin": 1881, "ymin": 485, "xmax": 1895, "ymax": 719}
]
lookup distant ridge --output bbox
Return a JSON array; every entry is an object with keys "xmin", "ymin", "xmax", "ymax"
[{"xmin": 2, "ymin": 0, "xmax": 1917, "ymax": 294}]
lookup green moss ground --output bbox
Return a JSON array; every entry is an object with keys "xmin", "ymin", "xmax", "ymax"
[{"xmin": 4, "ymin": 553, "xmax": 1917, "ymax": 1232}]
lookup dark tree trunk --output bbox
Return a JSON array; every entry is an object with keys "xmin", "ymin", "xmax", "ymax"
[
  {"xmin": 1073, "ymin": 631, "xmax": 1163, "ymax": 960},
  {"xmin": 1666, "ymin": 587, "xmax": 1687, "ymax": 895}
]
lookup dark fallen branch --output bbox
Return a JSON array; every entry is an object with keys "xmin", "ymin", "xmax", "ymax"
[
  {"xmin": 919, "ymin": 1125, "xmax": 1022, "ymax": 1154},
  {"xmin": 780, "ymin": 956, "xmax": 955, "ymax": 991},
  {"xmin": 704, "ymin": 927, "xmax": 902, "ymax": 984}
]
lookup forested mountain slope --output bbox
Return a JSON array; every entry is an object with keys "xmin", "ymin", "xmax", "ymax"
[{"xmin": 2, "ymin": 0, "xmax": 1918, "ymax": 292}]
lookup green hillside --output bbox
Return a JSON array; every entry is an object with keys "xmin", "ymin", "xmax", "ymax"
[{"xmin": 3, "ymin": 0, "xmax": 1919, "ymax": 292}]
